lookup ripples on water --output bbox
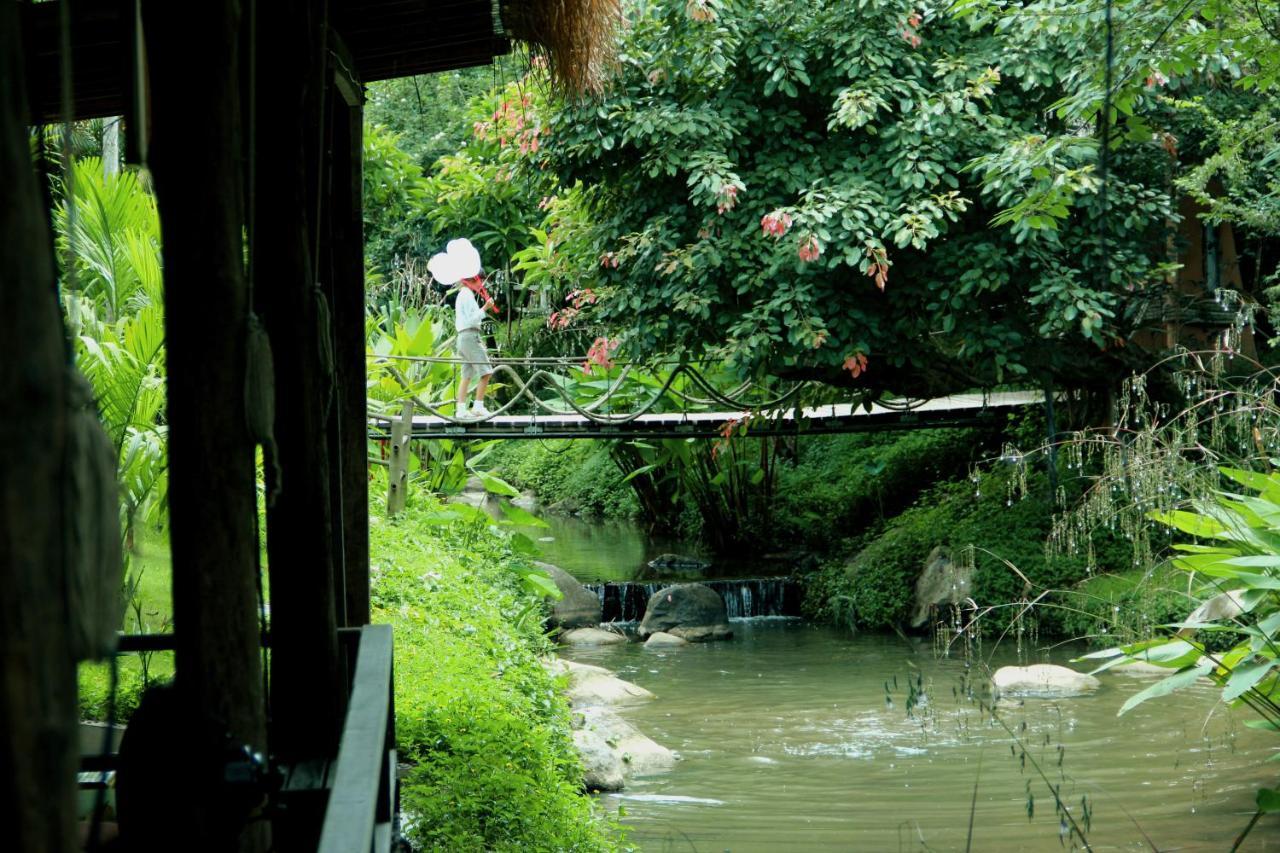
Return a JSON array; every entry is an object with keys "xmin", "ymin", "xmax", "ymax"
[{"xmin": 563, "ymin": 621, "xmax": 1280, "ymax": 852}]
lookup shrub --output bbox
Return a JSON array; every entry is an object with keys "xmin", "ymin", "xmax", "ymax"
[
  {"xmin": 803, "ymin": 467, "xmax": 1131, "ymax": 634},
  {"xmin": 488, "ymin": 440, "xmax": 639, "ymax": 519},
  {"xmin": 772, "ymin": 428, "xmax": 992, "ymax": 548},
  {"xmin": 369, "ymin": 500, "xmax": 619, "ymax": 852}
]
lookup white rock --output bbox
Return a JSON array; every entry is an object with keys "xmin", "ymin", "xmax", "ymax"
[
  {"xmin": 559, "ymin": 627, "xmax": 627, "ymax": 646},
  {"xmin": 574, "ymin": 728, "xmax": 626, "ymax": 792},
  {"xmin": 567, "ymin": 674, "xmax": 654, "ymax": 707},
  {"xmin": 574, "ymin": 705, "xmax": 676, "ymax": 788},
  {"xmin": 644, "ymin": 631, "xmax": 689, "ymax": 648},
  {"xmin": 992, "ymin": 664, "xmax": 1101, "ymax": 698},
  {"xmin": 542, "ymin": 657, "xmax": 612, "ymax": 680}
]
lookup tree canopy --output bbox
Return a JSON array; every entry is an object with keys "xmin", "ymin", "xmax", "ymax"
[{"xmin": 392, "ymin": 0, "xmax": 1277, "ymax": 396}]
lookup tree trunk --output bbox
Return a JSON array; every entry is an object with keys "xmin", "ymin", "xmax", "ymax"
[{"xmin": 0, "ymin": 4, "xmax": 78, "ymax": 850}]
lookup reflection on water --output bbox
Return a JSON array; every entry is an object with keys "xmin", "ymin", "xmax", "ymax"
[
  {"xmin": 564, "ymin": 622, "xmax": 1280, "ymax": 852},
  {"xmin": 516, "ymin": 510, "xmax": 802, "ymax": 583}
]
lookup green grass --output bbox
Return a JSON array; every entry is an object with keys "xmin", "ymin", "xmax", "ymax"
[
  {"xmin": 370, "ymin": 499, "xmax": 622, "ymax": 851},
  {"xmin": 79, "ymin": 524, "xmax": 175, "ymax": 721},
  {"xmin": 83, "ymin": 502, "xmax": 621, "ymax": 850}
]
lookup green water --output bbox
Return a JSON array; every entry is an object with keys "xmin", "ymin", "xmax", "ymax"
[
  {"xmin": 563, "ymin": 622, "xmax": 1280, "ymax": 852},
  {"xmin": 518, "ymin": 510, "xmax": 796, "ymax": 583}
]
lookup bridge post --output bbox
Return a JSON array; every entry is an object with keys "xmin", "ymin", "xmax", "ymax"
[{"xmin": 386, "ymin": 400, "xmax": 413, "ymax": 517}]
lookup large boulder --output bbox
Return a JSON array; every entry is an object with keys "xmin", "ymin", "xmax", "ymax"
[
  {"xmin": 910, "ymin": 546, "xmax": 973, "ymax": 628},
  {"xmin": 559, "ymin": 627, "xmax": 627, "ymax": 646},
  {"xmin": 992, "ymin": 664, "xmax": 1102, "ymax": 698},
  {"xmin": 573, "ymin": 706, "xmax": 676, "ymax": 791},
  {"xmin": 638, "ymin": 583, "xmax": 732, "ymax": 642},
  {"xmin": 537, "ymin": 562, "xmax": 601, "ymax": 629}
]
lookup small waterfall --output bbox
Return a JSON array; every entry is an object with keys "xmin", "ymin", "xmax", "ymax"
[{"xmin": 585, "ymin": 578, "xmax": 802, "ymax": 623}]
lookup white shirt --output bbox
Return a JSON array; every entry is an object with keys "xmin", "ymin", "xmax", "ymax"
[{"xmin": 455, "ymin": 287, "xmax": 486, "ymax": 332}]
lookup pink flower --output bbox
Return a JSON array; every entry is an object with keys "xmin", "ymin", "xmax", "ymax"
[
  {"xmin": 716, "ymin": 184, "xmax": 740, "ymax": 215},
  {"xmin": 797, "ymin": 235, "xmax": 822, "ymax": 263},
  {"xmin": 583, "ymin": 336, "xmax": 620, "ymax": 373},
  {"xmin": 761, "ymin": 210, "xmax": 793, "ymax": 237},
  {"xmin": 843, "ymin": 353, "xmax": 869, "ymax": 378}
]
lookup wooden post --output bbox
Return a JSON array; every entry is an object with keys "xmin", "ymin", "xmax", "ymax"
[
  {"xmin": 254, "ymin": 0, "xmax": 343, "ymax": 809},
  {"xmin": 326, "ymin": 66, "xmax": 372, "ymax": 626},
  {"xmin": 141, "ymin": 0, "xmax": 268, "ymax": 850},
  {"xmin": 386, "ymin": 401, "xmax": 413, "ymax": 517},
  {"xmin": 0, "ymin": 5, "xmax": 77, "ymax": 850}
]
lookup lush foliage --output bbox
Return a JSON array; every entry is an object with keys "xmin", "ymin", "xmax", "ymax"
[
  {"xmin": 363, "ymin": 122, "xmax": 434, "ymax": 280},
  {"xmin": 369, "ymin": 496, "xmax": 619, "ymax": 852},
  {"xmin": 489, "ymin": 440, "xmax": 641, "ymax": 519},
  {"xmin": 57, "ymin": 157, "xmax": 168, "ymax": 551},
  {"xmin": 804, "ymin": 464, "xmax": 1130, "ymax": 632},
  {"xmin": 364, "ymin": 68, "xmax": 497, "ymax": 170},
  {"xmin": 1084, "ymin": 469, "xmax": 1280, "ymax": 835},
  {"xmin": 524, "ymin": 0, "xmax": 1197, "ymax": 393}
]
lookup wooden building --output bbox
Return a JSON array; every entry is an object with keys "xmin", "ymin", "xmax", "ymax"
[{"xmin": 0, "ymin": 1, "xmax": 612, "ymax": 851}]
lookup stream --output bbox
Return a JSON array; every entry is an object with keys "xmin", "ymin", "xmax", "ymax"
[{"xmin": 531, "ymin": 509, "xmax": 1280, "ymax": 850}]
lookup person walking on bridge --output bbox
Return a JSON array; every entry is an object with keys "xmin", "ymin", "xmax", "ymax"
[{"xmin": 429, "ymin": 238, "xmax": 497, "ymax": 419}]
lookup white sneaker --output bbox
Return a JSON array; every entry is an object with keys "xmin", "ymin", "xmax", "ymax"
[
  {"xmin": 470, "ymin": 401, "xmax": 491, "ymax": 419},
  {"xmin": 454, "ymin": 404, "xmax": 478, "ymax": 420}
]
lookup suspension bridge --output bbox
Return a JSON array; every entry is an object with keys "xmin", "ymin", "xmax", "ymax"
[{"xmin": 366, "ymin": 355, "xmax": 1048, "ymax": 440}]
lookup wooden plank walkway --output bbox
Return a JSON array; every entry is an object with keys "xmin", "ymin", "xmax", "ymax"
[{"xmin": 369, "ymin": 391, "xmax": 1046, "ymax": 440}]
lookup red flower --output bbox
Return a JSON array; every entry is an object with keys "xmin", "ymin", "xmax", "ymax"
[
  {"xmin": 760, "ymin": 210, "xmax": 793, "ymax": 237},
  {"xmin": 797, "ymin": 235, "xmax": 822, "ymax": 263},
  {"xmin": 843, "ymin": 353, "xmax": 869, "ymax": 378},
  {"xmin": 864, "ymin": 244, "xmax": 889, "ymax": 291},
  {"xmin": 582, "ymin": 336, "xmax": 620, "ymax": 374}
]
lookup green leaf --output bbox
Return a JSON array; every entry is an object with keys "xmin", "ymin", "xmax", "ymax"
[
  {"xmin": 1257, "ymin": 788, "xmax": 1280, "ymax": 813},
  {"xmin": 1119, "ymin": 662, "xmax": 1214, "ymax": 715},
  {"xmin": 509, "ymin": 532, "xmax": 542, "ymax": 556},
  {"xmin": 1149, "ymin": 510, "xmax": 1228, "ymax": 538},
  {"xmin": 1223, "ymin": 659, "xmax": 1277, "ymax": 702},
  {"xmin": 476, "ymin": 471, "xmax": 521, "ymax": 497},
  {"xmin": 498, "ymin": 501, "xmax": 550, "ymax": 528},
  {"xmin": 518, "ymin": 566, "xmax": 561, "ymax": 600}
]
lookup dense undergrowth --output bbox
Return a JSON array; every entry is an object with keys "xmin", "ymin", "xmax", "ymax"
[
  {"xmin": 489, "ymin": 440, "xmax": 640, "ymax": 520},
  {"xmin": 802, "ymin": 465, "xmax": 1133, "ymax": 635},
  {"xmin": 370, "ymin": 497, "xmax": 620, "ymax": 852},
  {"xmin": 492, "ymin": 422, "xmax": 1159, "ymax": 638},
  {"xmin": 80, "ymin": 497, "xmax": 621, "ymax": 852}
]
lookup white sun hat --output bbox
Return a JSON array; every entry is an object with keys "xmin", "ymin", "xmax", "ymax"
[{"xmin": 427, "ymin": 237, "xmax": 483, "ymax": 285}]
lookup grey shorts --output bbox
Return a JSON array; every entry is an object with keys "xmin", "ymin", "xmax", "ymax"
[{"xmin": 457, "ymin": 329, "xmax": 494, "ymax": 382}]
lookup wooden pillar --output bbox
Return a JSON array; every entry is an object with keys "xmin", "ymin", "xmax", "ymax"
[
  {"xmin": 254, "ymin": 0, "xmax": 343, "ymax": 778},
  {"xmin": 141, "ymin": 1, "xmax": 268, "ymax": 850},
  {"xmin": 0, "ymin": 6, "xmax": 77, "ymax": 850},
  {"xmin": 326, "ymin": 67, "xmax": 371, "ymax": 626}
]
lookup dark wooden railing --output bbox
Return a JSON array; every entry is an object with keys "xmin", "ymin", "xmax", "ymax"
[{"xmin": 319, "ymin": 623, "xmax": 397, "ymax": 853}]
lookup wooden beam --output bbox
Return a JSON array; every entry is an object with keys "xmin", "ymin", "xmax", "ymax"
[
  {"xmin": 0, "ymin": 4, "xmax": 78, "ymax": 850},
  {"xmin": 254, "ymin": 0, "xmax": 344, "ymax": 796},
  {"xmin": 22, "ymin": 0, "xmax": 509, "ymax": 122},
  {"xmin": 140, "ymin": 0, "xmax": 268, "ymax": 850},
  {"xmin": 326, "ymin": 89, "xmax": 372, "ymax": 626},
  {"xmin": 317, "ymin": 625, "xmax": 394, "ymax": 853}
]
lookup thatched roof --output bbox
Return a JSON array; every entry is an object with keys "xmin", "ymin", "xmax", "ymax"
[{"xmin": 23, "ymin": 0, "xmax": 620, "ymax": 123}]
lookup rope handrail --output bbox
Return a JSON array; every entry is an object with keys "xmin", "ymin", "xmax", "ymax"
[{"xmin": 367, "ymin": 357, "xmax": 811, "ymax": 427}]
